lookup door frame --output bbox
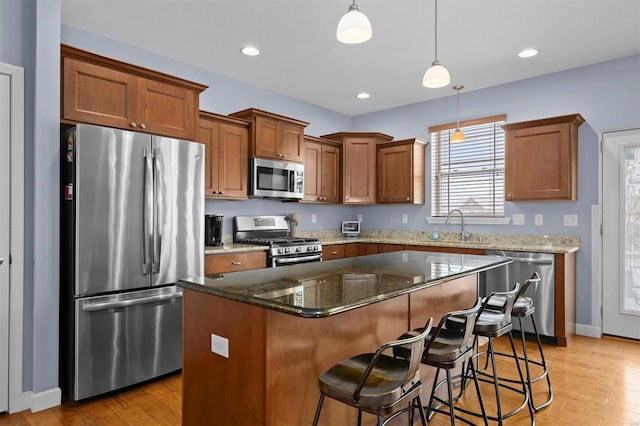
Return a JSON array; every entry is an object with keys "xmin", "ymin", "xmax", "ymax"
[{"xmin": 0, "ymin": 62, "xmax": 26, "ymax": 413}]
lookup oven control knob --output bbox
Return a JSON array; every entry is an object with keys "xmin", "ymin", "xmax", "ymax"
[
  {"xmin": 308, "ymin": 246, "xmax": 314, "ymax": 252},
  {"xmin": 285, "ymin": 248, "xmax": 291, "ymax": 253},
  {"xmin": 296, "ymin": 247, "xmax": 302, "ymax": 252},
  {"xmin": 278, "ymin": 248, "xmax": 284, "ymax": 254}
]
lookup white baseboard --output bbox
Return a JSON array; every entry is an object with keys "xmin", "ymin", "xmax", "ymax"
[
  {"xmin": 26, "ymin": 387, "xmax": 61, "ymax": 413},
  {"xmin": 575, "ymin": 323, "xmax": 602, "ymax": 338}
]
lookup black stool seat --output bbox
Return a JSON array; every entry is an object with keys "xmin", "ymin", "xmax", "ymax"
[
  {"xmin": 486, "ymin": 294, "xmax": 535, "ymax": 317},
  {"xmin": 318, "ymin": 354, "xmax": 420, "ymax": 411},
  {"xmin": 313, "ymin": 318, "xmax": 434, "ymax": 426}
]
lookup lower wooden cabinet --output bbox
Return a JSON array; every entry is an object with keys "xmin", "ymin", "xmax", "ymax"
[
  {"xmin": 205, "ymin": 251, "xmax": 267, "ymax": 274},
  {"xmin": 345, "ymin": 243, "xmax": 359, "ymax": 258},
  {"xmin": 322, "ymin": 244, "xmax": 346, "ymax": 260},
  {"xmin": 358, "ymin": 243, "xmax": 380, "ymax": 256}
]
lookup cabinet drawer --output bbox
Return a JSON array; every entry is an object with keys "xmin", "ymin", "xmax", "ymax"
[
  {"xmin": 322, "ymin": 244, "xmax": 346, "ymax": 260},
  {"xmin": 205, "ymin": 251, "xmax": 267, "ymax": 274}
]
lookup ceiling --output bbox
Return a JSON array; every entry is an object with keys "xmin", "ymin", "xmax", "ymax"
[{"xmin": 61, "ymin": 0, "xmax": 640, "ymax": 116}]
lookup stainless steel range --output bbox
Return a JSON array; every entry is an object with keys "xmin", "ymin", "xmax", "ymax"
[{"xmin": 234, "ymin": 215, "xmax": 322, "ymax": 267}]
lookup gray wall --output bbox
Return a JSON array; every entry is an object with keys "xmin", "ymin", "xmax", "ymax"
[
  {"xmin": 0, "ymin": 0, "xmax": 60, "ymax": 393},
  {"xmin": 1, "ymin": 2, "xmax": 638, "ymax": 399}
]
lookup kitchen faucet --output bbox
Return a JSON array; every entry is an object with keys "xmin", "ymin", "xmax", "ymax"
[{"xmin": 446, "ymin": 208, "xmax": 471, "ymax": 241}]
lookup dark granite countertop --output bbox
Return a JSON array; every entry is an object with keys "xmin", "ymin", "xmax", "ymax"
[{"xmin": 179, "ymin": 250, "xmax": 510, "ymax": 318}]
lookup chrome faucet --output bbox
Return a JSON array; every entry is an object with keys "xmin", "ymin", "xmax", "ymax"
[{"xmin": 445, "ymin": 209, "xmax": 471, "ymax": 241}]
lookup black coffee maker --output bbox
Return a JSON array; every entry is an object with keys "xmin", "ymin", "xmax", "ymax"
[{"xmin": 205, "ymin": 214, "xmax": 224, "ymax": 246}]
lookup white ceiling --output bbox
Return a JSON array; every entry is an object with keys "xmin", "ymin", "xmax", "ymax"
[{"xmin": 61, "ymin": 0, "xmax": 640, "ymax": 116}]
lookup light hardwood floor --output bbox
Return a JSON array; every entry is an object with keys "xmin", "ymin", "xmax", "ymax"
[{"xmin": 1, "ymin": 334, "xmax": 639, "ymax": 425}]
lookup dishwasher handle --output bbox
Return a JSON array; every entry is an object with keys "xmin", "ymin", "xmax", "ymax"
[{"xmin": 487, "ymin": 250, "xmax": 554, "ymax": 265}]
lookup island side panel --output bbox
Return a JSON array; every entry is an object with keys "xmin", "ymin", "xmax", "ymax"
[
  {"xmin": 263, "ymin": 295, "xmax": 410, "ymax": 426},
  {"xmin": 182, "ymin": 289, "xmax": 268, "ymax": 426}
]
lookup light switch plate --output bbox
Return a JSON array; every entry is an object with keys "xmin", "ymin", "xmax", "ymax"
[
  {"xmin": 211, "ymin": 334, "xmax": 229, "ymax": 358},
  {"xmin": 512, "ymin": 214, "xmax": 525, "ymax": 225},
  {"xmin": 564, "ymin": 214, "xmax": 578, "ymax": 227},
  {"xmin": 535, "ymin": 214, "xmax": 543, "ymax": 226},
  {"xmin": 402, "ymin": 214, "xmax": 408, "ymax": 224},
  {"xmin": 311, "ymin": 214, "xmax": 317, "ymax": 224}
]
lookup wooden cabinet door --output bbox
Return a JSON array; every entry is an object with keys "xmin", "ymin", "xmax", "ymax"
[
  {"xmin": 378, "ymin": 143, "xmax": 413, "ymax": 203},
  {"xmin": 503, "ymin": 114, "xmax": 583, "ymax": 201},
  {"xmin": 137, "ymin": 78, "xmax": 197, "ymax": 140},
  {"xmin": 321, "ymin": 144, "xmax": 340, "ymax": 203},
  {"xmin": 358, "ymin": 243, "xmax": 380, "ymax": 256},
  {"xmin": 196, "ymin": 118, "xmax": 218, "ymax": 197},
  {"xmin": 253, "ymin": 116, "xmax": 279, "ymax": 159},
  {"xmin": 345, "ymin": 243, "xmax": 359, "ymax": 257},
  {"xmin": 217, "ymin": 122, "xmax": 248, "ymax": 199},
  {"xmin": 280, "ymin": 122, "xmax": 304, "ymax": 162},
  {"xmin": 344, "ymin": 137, "xmax": 376, "ymax": 204},
  {"xmin": 303, "ymin": 141, "xmax": 322, "ymax": 202},
  {"xmin": 62, "ymin": 57, "xmax": 138, "ymax": 130}
]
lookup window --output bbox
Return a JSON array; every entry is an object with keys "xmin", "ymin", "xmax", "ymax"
[{"xmin": 430, "ymin": 114, "xmax": 507, "ymax": 217}]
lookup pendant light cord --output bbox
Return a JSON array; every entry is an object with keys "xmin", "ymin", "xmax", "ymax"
[
  {"xmin": 434, "ymin": 0, "xmax": 438, "ymax": 61},
  {"xmin": 456, "ymin": 88, "xmax": 460, "ymax": 128}
]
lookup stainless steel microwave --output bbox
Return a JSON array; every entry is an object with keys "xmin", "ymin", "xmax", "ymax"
[{"xmin": 250, "ymin": 157, "xmax": 304, "ymax": 200}]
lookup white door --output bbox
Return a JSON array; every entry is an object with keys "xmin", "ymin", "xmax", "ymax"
[
  {"xmin": 603, "ymin": 129, "xmax": 640, "ymax": 340},
  {"xmin": 0, "ymin": 71, "xmax": 11, "ymax": 413}
]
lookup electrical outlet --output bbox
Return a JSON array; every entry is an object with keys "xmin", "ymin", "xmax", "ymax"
[
  {"xmin": 512, "ymin": 214, "xmax": 525, "ymax": 225},
  {"xmin": 357, "ymin": 214, "xmax": 363, "ymax": 222},
  {"xmin": 311, "ymin": 214, "xmax": 317, "ymax": 224},
  {"xmin": 564, "ymin": 214, "xmax": 578, "ymax": 227},
  {"xmin": 402, "ymin": 214, "xmax": 408, "ymax": 224},
  {"xmin": 211, "ymin": 334, "xmax": 229, "ymax": 358},
  {"xmin": 402, "ymin": 253, "xmax": 408, "ymax": 263},
  {"xmin": 535, "ymin": 214, "xmax": 543, "ymax": 226}
]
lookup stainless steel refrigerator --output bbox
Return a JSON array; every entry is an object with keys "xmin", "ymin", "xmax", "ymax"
[{"xmin": 60, "ymin": 123, "xmax": 203, "ymax": 400}]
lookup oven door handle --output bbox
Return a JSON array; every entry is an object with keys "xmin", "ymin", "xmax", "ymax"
[{"xmin": 274, "ymin": 254, "xmax": 322, "ymax": 265}]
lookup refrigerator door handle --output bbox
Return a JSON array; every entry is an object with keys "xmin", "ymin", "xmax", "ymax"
[
  {"xmin": 81, "ymin": 292, "xmax": 182, "ymax": 312},
  {"xmin": 142, "ymin": 147, "xmax": 153, "ymax": 275},
  {"xmin": 152, "ymin": 148, "xmax": 161, "ymax": 274}
]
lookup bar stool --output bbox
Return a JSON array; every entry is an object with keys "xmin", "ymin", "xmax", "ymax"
[
  {"xmin": 394, "ymin": 298, "xmax": 488, "ymax": 426},
  {"xmin": 485, "ymin": 272, "xmax": 553, "ymax": 411},
  {"xmin": 312, "ymin": 318, "xmax": 434, "ymax": 426},
  {"xmin": 451, "ymin": 282, "xmax": 535, "ymax": 425}
]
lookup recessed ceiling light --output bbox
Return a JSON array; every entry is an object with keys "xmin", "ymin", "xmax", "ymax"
[
  {"xmin": 356, "ymin": 92, "xmax": 370, "ymax": 99},
  {"xmin": 518, "ymin": 48, "xmax": 538, "ymax": 58},
  {"xmin": 241, "ymin": 46, "xmax": 260, "ymax": 56}
]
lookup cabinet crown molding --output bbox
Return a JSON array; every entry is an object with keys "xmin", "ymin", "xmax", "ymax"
[{"xmin": 500, "ymin": 113, "xmax": 584, "ymax": 131}]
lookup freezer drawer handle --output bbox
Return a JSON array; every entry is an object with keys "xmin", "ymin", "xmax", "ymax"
[{"xmin": 82, "ymin": 292, "xmax": 182, "ymax": 312}]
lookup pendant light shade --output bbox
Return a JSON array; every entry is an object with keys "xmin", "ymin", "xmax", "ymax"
[
  {"xmin": 423, "ymin": 61, "xmax": 450, "ymax": 88},
  {"xmin": 451, "ymin": 84, "xmax": 466, "ymax": 143},
  {"xmin": 423, "ymin": 0, "xmax": 450, "ymax": 88},
  {"xmin": 337, "ymin": 1, "xmax": 372, "ymax": 44}
]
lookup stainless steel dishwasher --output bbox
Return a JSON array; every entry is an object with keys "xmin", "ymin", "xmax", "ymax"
[{"xmin": 484, "ymin": 250, "xmax": 556, "ymax": 343}]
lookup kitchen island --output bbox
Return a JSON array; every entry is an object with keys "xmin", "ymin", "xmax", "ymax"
[{"xmin": 178, "ymin": 250, "xmax": 510, "ymax": 426}]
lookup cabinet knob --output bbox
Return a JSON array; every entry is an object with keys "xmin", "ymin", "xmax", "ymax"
[
  {"xmin": 130, "ymin": 122, "xmax": 137, "ymax": 128},
  {"xmin": 140, "ymin": 123, "xmax": 146, "ymax": 129},
  {"xmin": 219, "ymin": 191, "xmax": 224, "ymax": 195},
  {"xmin": 507, "ymin": 194, "xmax": 512, "ymax": 198},
  {"xmin": 406, "ymin": 197, "xmax": 410, "ymax": 201}
]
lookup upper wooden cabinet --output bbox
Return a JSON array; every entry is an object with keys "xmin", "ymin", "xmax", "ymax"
[
  {"xmin": 502, "ymin": 114, "xmax": 584, "ymax": 201},
  {"xmin": 322, "ymin": 132, "xmax": 393, "ymax": 204},
  {"xmin": 197, "ymin": 111, "xmax": 250, "ymax": 200},
  {"xmin": 303, "ymin": 135, "xmax": 341, "ymax": 203},
  {"xmin": 61, "ymin": 45, "xmax": 207, "ymax": 140},
  {"xmin": 377, "ymin": 138, "xmax": 427, "ymax": 204},
  {"xmin": 229, "ymin": 108, "xmax": 309, "ymax": 163}
]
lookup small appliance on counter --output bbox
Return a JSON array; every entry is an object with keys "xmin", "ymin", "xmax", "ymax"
[
  {"xmin": 205, "ymin": 214, "xmax": 224, "ymax": 246},
  {"xmin": 341, "ymin": 220, "xmax": 361, "ymax": 237}
]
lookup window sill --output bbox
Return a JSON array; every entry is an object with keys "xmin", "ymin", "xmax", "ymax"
[{"xmin": 425, "ymin": 217, "xmax": 511, "ymax": 225}]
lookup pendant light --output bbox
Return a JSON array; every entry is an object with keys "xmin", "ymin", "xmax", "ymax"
[
  {"xmin": 336, "ymin": 0, "xmax": 372, "ymax": 44},
  {"xmin": 451, "ymin": 85, "xmax": 466, "ymax": 143},
  {"xmin": 422, "ymin": 0, "xmax": 450, "ymax": 88}
]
